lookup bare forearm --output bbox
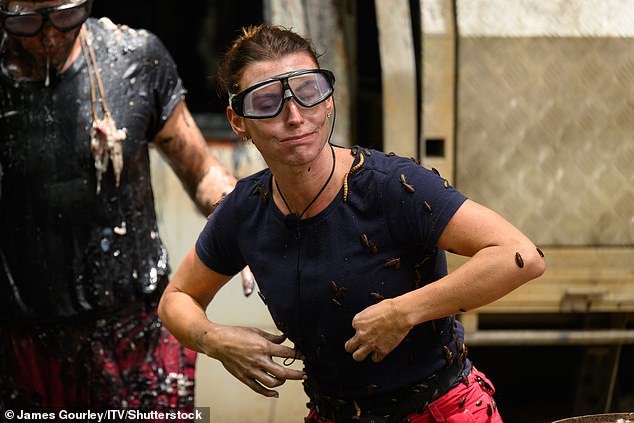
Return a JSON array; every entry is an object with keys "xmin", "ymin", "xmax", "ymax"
[
  {"xmin": 154, "ymin": 100, "xmax": 237, "ymax": 216},
  {"xmin": 158, "ymin": 290, "xmax": 217, "ymax": 354},
  {"xmin": 396, "ymin": 244, "xmax": 545, "ymax": 327}
]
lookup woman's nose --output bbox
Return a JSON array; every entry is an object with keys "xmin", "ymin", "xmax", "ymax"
[{"xmin": 284, "ymin": 98, "xmax": 304, "ymax": 123}]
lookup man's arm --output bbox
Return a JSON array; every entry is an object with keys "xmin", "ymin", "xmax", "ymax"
[
  {"xmin": 152, "ymin": 98, "xmax": 255, "ymax": 295},
  {"xmin": 152, "ymin": 99, "xmax": 236, "ymax": 216}
]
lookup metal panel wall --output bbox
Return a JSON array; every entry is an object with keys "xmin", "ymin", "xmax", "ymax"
[{"xmin": 454, "ymin": 3, "xmax": 634, "ymax": 246}]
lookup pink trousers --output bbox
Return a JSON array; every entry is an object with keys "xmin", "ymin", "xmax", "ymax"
[{"xmin": 306, "ymin": 367, "xmax": 503, "ymax": 422}]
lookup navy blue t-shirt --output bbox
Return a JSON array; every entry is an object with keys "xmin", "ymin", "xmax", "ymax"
[{"xmin": 196, "ymin": 146, "xmax": 469, "ymax": 399}]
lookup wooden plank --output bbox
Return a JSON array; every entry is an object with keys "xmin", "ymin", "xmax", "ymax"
[
  {"xmin": 375, "ymin": 0, "xmax": 418, "ymax": 157},
  {"xmin": 265, "ymin": 0, "xmax": 353, "ymax": 146},
  {"xmin": 447, "ymin": 247, "xmax": 634, "ymax": 313},
  {"xmin": 420, "ymin": 0, "xmax": 456, "ymax": 181},
  {"xmin": 458, "ymin": 312, "xmax": 479, "ymax": 333},
  {"xmin": 265, "ymin": 0, "xmax": 307, "ymax": 34},
  {"xmin": 465, "ymin": 329, "xmax": 634, "ymax": 347},
  {"xmin": 448, "ymin": 247, "xmax": 634, "ymax": 270}
]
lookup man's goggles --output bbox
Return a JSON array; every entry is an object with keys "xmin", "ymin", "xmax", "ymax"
[
  {"xmin": 0, "ymin": 0, "xmax": 93, "ymax": 37},
  {"xmin": 230, "ymin": 69, "xmax": 335, "ymax": 119}
]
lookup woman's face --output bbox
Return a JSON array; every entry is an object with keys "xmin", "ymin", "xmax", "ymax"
[{"xmin": 229, "ymin": 52, "xmax": 334, "ymax": 169}]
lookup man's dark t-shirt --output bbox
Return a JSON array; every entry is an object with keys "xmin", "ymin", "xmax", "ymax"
[{"xmin": 0, "ymin": 18, "xmax": 184, "ymax": 320}]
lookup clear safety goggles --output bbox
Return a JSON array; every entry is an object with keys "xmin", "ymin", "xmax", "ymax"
[
  {"xmin": 0, "ymin": 0, "xmax": 93, "ymax": 37},
  {"xmin": 229, "ymin": 69, "xmax": 335, "ymax": 119}
]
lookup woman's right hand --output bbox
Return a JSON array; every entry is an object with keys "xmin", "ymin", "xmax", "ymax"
[
  {"xmin": 204, "ymin": 325, "xmax": 306, "ymax": 397},
  {"xmin": 159, "ymin": 249, "xmax": 304, "ymax": 397}
]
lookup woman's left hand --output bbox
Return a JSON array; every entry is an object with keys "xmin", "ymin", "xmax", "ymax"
[{"xmin": 344, "ymin": 298, "xmax": 412, "ymax": 363}]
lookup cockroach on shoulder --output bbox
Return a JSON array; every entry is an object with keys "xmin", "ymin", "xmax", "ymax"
[
  {"xmin": 251, "ymin": 184, "xmax": 268, "ymax": 202},
  {"xmin": 399, "ymin": 174, "xmax": 415, "ymax": 193}
]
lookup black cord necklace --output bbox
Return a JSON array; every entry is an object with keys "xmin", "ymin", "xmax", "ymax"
[
  {"xmin": 276, "ymin": 143, "xmax": 335, "ymax": 366},
  {"xmin": 275, "ymin": 143, "xmax": 336, "ymax": 227}
]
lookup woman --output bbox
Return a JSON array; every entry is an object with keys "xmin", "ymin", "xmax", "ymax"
[{"xmin": 158, "ymin": 24, "xmax": 545, "ymax": 422}]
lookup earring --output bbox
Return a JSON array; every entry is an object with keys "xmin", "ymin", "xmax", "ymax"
[
  {"xmin": 327, "ymin": 111, "xmax": 332, "ymax": 118},
  {"xmin": 241, "ymin": 136, "xmax": 251, "ymax": 143}
]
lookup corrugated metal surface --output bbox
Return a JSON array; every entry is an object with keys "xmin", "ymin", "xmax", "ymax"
[
  {"xmin": 456, "ymin": 0, "xmax": 634, "ymax": 37},
  {"xmin": 455, "ymin": 36, "xmax": 633, "ymax": 246}
]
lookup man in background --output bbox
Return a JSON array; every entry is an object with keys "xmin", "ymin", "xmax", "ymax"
[{"xmin": 0, "ymin": 0, "xmax": 250, "ymax": 415}]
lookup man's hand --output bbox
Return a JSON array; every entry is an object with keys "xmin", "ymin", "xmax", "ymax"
[{"xmin": 240, "ymin": 266, "xmax": 256, "ymax": 297}]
